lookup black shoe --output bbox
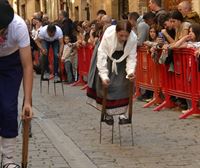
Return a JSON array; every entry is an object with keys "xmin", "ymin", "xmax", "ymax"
[
  {"xmin": 103, "ymin": 114, "xmax": 114, "ymax": 125},
  {"xmin": 119, "ymin": 115, "xmax": 131, "ymax": 125}
]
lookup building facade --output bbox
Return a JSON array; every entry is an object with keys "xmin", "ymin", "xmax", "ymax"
[{"xmin": 9, "ymin": 0, "xmax": 200, "ymax": 21}]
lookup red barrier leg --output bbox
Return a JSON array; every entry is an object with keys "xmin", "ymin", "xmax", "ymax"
[
  {"xmin": 81, "ymin": 84, "xmax": 88, "ymax": 90},
  {"xmin": 143, "ymin": 90, "xmax": 163, "ymax": 108},
  {"xmin": 179, "ymin": 102, "xmax": 200, "ymax": 119},
  {"xmin": 153, "ymin": 94, "xmax": 175, "ymax": 111},
  {"xmin": 71, "ymin": 75, "xmax": 85, "ymax": 86}
]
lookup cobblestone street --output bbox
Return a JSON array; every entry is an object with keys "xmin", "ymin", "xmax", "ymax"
[{"xmin": 17, "ymin": 74, "xmax": 200, "ymax": 168}]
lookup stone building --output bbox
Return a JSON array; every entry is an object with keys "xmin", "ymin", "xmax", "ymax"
[{"xmin": 8, "ymin": 0, "xmax": 200, "ymax": 22}]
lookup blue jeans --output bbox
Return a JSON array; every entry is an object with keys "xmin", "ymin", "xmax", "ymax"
[
  {"xmin": 64, "ymin": 61, "xmax": 74, "ymax": 83},
  {"xmin": 42, "ymin": 40, "xmax": 59, "ymax": 75}
]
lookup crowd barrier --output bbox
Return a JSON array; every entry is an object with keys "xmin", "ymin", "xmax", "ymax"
[
  {"xmin": 135, "ymin": 46, "xmax": 163, "ymax": 108},
  {"xmin": 72, "ymin": 44, "xmax": 94, "ymax": 88},
  {"xmin": 154, "ymin": 48, "xmax": 200, "ymax": 119},
  {"xmin": 136, "ymin": 47, "xmax": 200, "ymax": 119}
]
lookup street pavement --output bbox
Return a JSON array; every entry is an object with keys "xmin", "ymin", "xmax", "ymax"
[{"xmin": 16, "ymin": 74, "xmax": 200, "ymax": 168}]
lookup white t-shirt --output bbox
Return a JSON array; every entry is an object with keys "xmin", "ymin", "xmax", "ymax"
[
  {"xmin": 38, "ymin": 25, "xmax": 63, "ymax": 42},
  {"xmin": 0, "ymin": 14, "xmax": 30, "ymax": 57}
]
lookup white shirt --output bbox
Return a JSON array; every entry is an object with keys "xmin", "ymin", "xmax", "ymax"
[
  {"xmin": 0, "ymin": 14, "xmax": 30, "ymax": 57},
  {"xmin": 38, "ymin": 25, "xmax": 63, "ymax": 42},
  {"xmin": 97, "ymin": 25, "xmax": 137, "ymax": 80}
]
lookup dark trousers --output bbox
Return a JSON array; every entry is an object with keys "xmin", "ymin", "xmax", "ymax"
[
  {"xmin": 64, "ymin": 61, "xmax": 74, "ymax": 83},
  {"xmin": 0, "ymin": 50, "xmax": 22, "ymax": 138},
  {"xmin": 42, "ymin": 40, "xmax": 59, "ymax": 75}
]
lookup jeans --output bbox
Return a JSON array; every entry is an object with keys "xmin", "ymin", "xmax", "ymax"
[
  {"xmin": 64, "ymin": 61, "xmax": 74, "ymax": 83},
  {"xmin": 42, "ymin": 40, "xmax": 59, "ymax": 75}
]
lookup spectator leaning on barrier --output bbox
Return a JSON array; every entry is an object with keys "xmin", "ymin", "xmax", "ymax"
[
  {"xmin": 35, "ymin": 24, "xmax": 64, "ymax": 82},
  {"xmin": 170, "ymin": 10, "xmax": 190, "ymax": 42},
  {"xmin": 0, "ymin": 0, "xmax": 33, "ymax": 167},
  {"xmin": 87, "ymin": 20, "xmax": 137, "ymax": 125},
  {"xmin": 171, "ymin": 23, "xmax": 200, "ymax": 114},
  {"xmin": 158, "ymin": 12, "xmax": 176, "ymax": 44}
]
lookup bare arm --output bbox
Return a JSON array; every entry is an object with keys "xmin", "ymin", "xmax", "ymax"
[
  {"xmin": 161, "ymin": 29, "xmax": 175, "ymax": 44},
  {"xmin": 59, "ymin": 38, "xmax": 64, "ymax": 57},
  {"xmin": 35, "ymin": 38, "xmax": 47, "ymax": 55},
  {"xmin": 172, "ymin": 35, "xmax": 190, "ymax": 48},
  {"xmin": 19, "ymin": 45, "xmax": 33, "ymax": 119}
]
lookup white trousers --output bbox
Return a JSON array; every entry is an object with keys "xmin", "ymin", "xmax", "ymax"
[{"xmin": 1, "ymin": 137, "xmax": 16, "ymax": 167}]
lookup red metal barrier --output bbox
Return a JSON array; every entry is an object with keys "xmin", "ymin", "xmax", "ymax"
[
  {"xmin": 154, "ymin": 48, "xmax": 200, "ymax": 118},
  {"xmin": 136, "ymin": 46, "xmax": 163, "ymax": 107},
  {"xmin": 72, "ymin": 44, "xmax": 94, "ymax": 87}
]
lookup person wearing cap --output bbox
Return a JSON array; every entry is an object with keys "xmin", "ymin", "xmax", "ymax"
[{"xmin": 0, "ymin": 0, "xmax": 33, "ymax": 167}]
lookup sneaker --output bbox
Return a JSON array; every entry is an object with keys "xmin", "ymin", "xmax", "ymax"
[
  {"xmin": 103, "ymin": 113, "xmax": 114, "ymax": 125},
  {"xmin": 3, "ymin": 163, "xmax": 20, "ymax": 168},
  {"xmin": 43, "ymin": 72, "xmax": 50, "ymax": 80},
  {"xmin": 54, "ymin": 75, "xmax": 60, "ymax": 83},
  {"xmin": 119, "ymin": 114, "xmax": 131, "ymax": 125}
]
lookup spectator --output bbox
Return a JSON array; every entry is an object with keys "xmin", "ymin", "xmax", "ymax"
[
  {"xmin": 148, "ymin": 0, "xmax": 167, "ymax": 30},
  {"xmin": 170, "ymin": 10, "xmax": 190, "ymax": 41},
  {"xmin": 143, "ymin": 12, "xmax": 156, "ymax": 27},
  {"xmin": 159, "ymin": 13, "xmax": 176, "ymax": 44},
  {"xmin": 101, "ymin": 15, "xmax": 112, "ymax": 32},
  {"xmin": 96, "ymin": 9, "xmax": 106, "ymax": 24},
  {"xmin": 42, "ymin": 13, "xmax": 50, "ymax": 26},
  {"xmin": 172, "ymin": 23, "xmax": 200, "ymax": 114},
  {"xmin": 61, "ymin": 36, "xmax": 75, "ymax": 84},
  {"xmin": 59, "ymin": 10, "xmax": 76, "ymax": 42},
  {"xmin": 128, "ymin": 12, "xmax": 149, "ymax": 46},
  {"xmin": 178, "ymin": 0, "xmax": 200, "ymax": 24}
]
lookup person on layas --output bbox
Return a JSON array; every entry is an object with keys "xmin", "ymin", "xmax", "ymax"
[
  {"xmin": 35, "ymin": 23, "xmax": 64, "ymax": 82},
  {"xmin": 0, "ymin": 0, "xmax": 33, "ymax": 167},
  {"xmin": 87, "ymin": 20, "xmax": 137, "ymax": 125}
]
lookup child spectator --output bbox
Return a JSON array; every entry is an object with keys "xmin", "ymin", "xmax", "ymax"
[{"xmin": 61, "ymin": 36, "xmax": 75, "ymax": 84}]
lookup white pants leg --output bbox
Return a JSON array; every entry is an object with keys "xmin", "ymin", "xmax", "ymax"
[{"xmin": 2, "ymin": 137, "xmax": 17, "ymax": 168}]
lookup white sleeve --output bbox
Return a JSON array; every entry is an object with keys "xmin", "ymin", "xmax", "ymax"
[
  {"xmin": 97, "ymin": 36, "xmax": 110, "ymax": 81},
  {"xmin": 38, "ymin": 27, "xmax": 45, "ymax": 40},
  {"xmin": 126, "ymin": 36, "xmax": 137, "ymax": 76},
  {"xmin": 15, "ymin": 20, "xmax": 30, "ymax": 48}
]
